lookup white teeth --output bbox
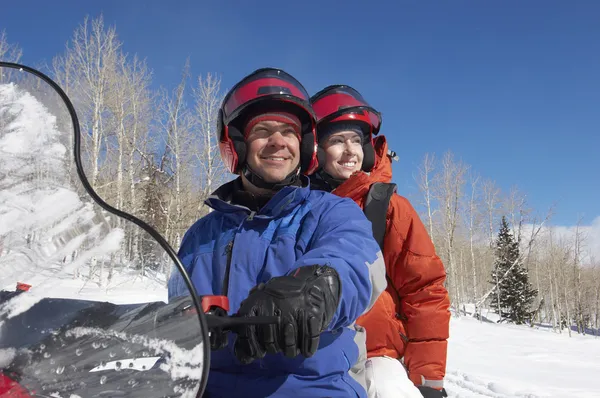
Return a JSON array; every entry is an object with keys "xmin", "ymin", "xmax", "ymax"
[
  {"xmin": 265, "ymin": 157, "xmax": 285, "ymax": 161},
  {"xmin": 341, "ymin": 162, "xmax": 356, "ymax": 167}
]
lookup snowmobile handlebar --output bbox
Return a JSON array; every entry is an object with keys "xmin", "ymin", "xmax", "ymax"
[
  {"xmin": 205, "ymin": 313, "xmax": 280, "ymax": 331},
  {"xmin": 184, "ymin": 295, "xmax": 279, "ymax": 333}
]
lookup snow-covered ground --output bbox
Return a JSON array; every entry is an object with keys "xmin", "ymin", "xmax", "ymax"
[{"xmin": 446, "ymin": 309, "xmax": 600, "ymax": 398}]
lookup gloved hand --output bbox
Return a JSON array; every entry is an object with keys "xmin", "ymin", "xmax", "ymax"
[
  {"xmin": 233, "ymin": 265, "xmax": 341, "ymax": 364},
  {"xmin": 208, "ymin": 306, "xmax": 229, "ymax": 351},
  {"xmin": 417, "ymin": 386, "xmax": 448, "ymax": 398}
]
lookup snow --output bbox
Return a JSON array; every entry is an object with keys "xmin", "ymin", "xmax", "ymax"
[
  {"xmin": 0, "ymin": 81, "xmax": 169, "ymax": 309},
  {"xmin": 66, "ymin": 327, "xmax": 204, "ymax": 381},
  {"xmin": 446, "ymin": 308, "xmax": 600, "ymax": 398},
  {"xmin": 0, "ymin": 347, "xmax": 16, "ymax": 368},
  {"xmin": 0, "ymin": 83, "xmax": 65, "ymax": 158},
  {"xmin": 1, "ymin": 77, "xmax": 203, "ymax": 396}
]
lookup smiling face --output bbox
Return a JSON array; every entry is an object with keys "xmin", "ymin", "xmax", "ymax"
[
  {"xmin": 245, "ymin": 120, "xmax": 301, "ymax": 183},
  {"xmin": 321, "ymin": 130, "xmax": 364, "ymax": 180}
]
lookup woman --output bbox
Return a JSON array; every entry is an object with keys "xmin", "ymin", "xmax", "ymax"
[{"xmin": 309, "ymin": 85, "xmax": 451, "ymax": 398}]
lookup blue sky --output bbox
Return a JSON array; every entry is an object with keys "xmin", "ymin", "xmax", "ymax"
[{"xmin": 1, "ymin": 0, "xmax": 599, "ymax": 226}]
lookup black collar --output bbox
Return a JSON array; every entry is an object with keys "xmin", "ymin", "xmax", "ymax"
[{"xmin": 211, "ymin": 176, "xmax": 304, "ymax": 212}]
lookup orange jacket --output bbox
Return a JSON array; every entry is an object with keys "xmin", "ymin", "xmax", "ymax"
[{"xmin": 331, "ymin": 135, "xmax": 451, "ymax": 388}]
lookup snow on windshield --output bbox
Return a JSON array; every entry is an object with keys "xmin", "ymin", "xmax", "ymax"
[
  {"xmin": 0, "ymin": 80, "xmax": 204, "ymax": 396},
  {"xmin": 0, "ymin": 82, "xmax": 169, "ymax": 308},
  {"xmin": 66, "ymin": 327, "xmax": 204, "ymax": 381}
]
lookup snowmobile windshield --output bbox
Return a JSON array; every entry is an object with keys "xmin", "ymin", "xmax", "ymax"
[{"xmin": 0, "ymin": 62, "xmax": 209, "ymax": 397}]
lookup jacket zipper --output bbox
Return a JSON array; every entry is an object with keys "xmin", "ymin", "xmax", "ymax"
[
  {"xmin": 221, "ymin": 211, "xmax": 255, "ymax": 296},
  {"xmin": 221, "ymin": 240, "xmax": 234, "ymax": 296}
]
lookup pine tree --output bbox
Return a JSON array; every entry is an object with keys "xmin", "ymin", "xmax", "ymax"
[{"xmin": 490, "ymin": 216, "xmax": 538, "ymax": 324}]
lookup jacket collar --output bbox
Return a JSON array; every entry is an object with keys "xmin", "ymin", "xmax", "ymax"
[{"xmin": 205, "ymin": 175, "xmax": 312, "ymax": 219}]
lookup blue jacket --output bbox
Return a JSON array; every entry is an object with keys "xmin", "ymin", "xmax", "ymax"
[{"xmin": 168, "ymin": 176, "xmax": 386, "ymax": 398}]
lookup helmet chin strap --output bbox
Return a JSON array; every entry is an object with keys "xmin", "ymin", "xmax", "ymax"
[
  {"xmin": 242, "ymin": 164, "xmax": 301, "ymax": 191},
  {"xmin": 312, "ymin": 169, "xmax": 347, "ymax": 192}
]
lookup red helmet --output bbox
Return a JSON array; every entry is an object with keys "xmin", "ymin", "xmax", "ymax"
[
  {"xmin": 310, "ymin": 85, "xmax": 382, "ymax": 172},
  {"xmin": 217, "ymin": 68, "xmax": 318, "ymax": 175}
]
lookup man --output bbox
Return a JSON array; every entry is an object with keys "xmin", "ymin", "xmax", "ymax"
[
  {"xmin": 168, "ymin": 68, "xmax": 386, "ymax": 397},
  {"xmin": 310, "ymin": 85, "xmax": 451, "ymax": 398}
]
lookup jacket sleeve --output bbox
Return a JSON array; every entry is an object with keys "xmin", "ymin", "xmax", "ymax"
[
  {"xmin": 167, "ymin": 218, "xmax": 205, "ymax": 299},
  {"xmin": 387, "ymin": 195, "xmax": 450, "ymax": 389},
  {"xmin": 292, "ymin": 196, "xmax": 387, "ymax": 331}
]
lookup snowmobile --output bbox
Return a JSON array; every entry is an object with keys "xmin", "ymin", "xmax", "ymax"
[{"xmin": 0, "ymin": 62, "xmax": 276, "ymax": 397}]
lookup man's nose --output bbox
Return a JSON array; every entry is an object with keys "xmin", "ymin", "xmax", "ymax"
[{"xmin": 267, "ymin": 131, "xmax": 287, "ymax": 147}]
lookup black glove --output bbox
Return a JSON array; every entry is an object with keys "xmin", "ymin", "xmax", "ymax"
[
  {"xmin": 208, "ymin": 306, "xmax": 229, "ymax": 351},
  {"xmin": 233, "ymin": 265, "xmax": 341, "ymax": 364},
  {"xmin": 417, "ymin": 386, "xmax": 448, "ymax": 398}
]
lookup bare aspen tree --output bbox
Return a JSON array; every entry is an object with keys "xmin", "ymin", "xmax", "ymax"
[
  {"xmin": 0, "ymin": 30, "xmax": 22, "ymax": 63},
  {"xmin": 504, "ymin": 186, "xmax": 529, "ymax": 244},
  {"xmin": 105, "ymin": 52, "xmax": 129, "ymax": 214},
  {"xmin": 572, "ymin": 217, "xmax": 587, "ymax": 333},
  {"xmin": 579, "ymin": 265, "xmax": 594, "ymax": 335},
  {"xmin": 52, "ymin": 52, "xmax": 79, "ymax": 180},
  {"xmin": 459, "ymin": 245, "xmax": 467, "ymax": 310},
  {"xmin": 192, "ymin": 71, "xmax": 229, "ymax": 217},
  {"xmin": 159, "ymin": 60, "xmax": 195, "ymax": 247},
  {"xmin": 0, "ymin": 30, "xmax": 23, "ymax": 82},
  {"xmin": 434, "ymin": 150, "xmax": 468, "ymax": 313},
  {"xmin": 522, "ymin": 206, "xmax": 556, "ymax": 323},
  {"xmin": 51, "ymin": 16, "xmax": 161, "ymax": 276},
  {"xmin": 481, "ymin": 179, "xmax": 501, "ymax": 247},
  {"xmin": 545, "ymin": 229, "xmax": 566, "ymax": 333},
  {"xmin": 466, "ymin": 172, "xmax": 481, "ymax": 302},
  {"xmin": 561, "ymin": 234, "xmax": 574, "ymax": 337},
  {"xmin": 547, "ymin": 229, "xmax": 560, "ymax": 331},
  {"xmin": 416, "ymin": 153, "xmax": 437, "ymax": 244},
  {"xmin": 53, "ymin": 15, "xmax": 121, "ymax": 188},
  {"xmin": 593, "ymin": 260, "xmax": 600, "ymax": 336},
  {"xmin": 52, "ymin": 53, "xmax": 74, "ymax": 96},
  {"xmin": 124, "ymin": 56, "xmax": 153, "ymax": 262},
  {"xmin": 541, "ymin": 229, "xmax": 574, "ymax": 334},
  {"xmin": 102, "ymin": 53, "xmax": 154, "ymax": 268}
]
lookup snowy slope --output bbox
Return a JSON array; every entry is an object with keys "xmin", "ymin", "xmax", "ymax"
[{"xmin": 446, "ymin": 313, "xmax": 600, "ymax": 398}]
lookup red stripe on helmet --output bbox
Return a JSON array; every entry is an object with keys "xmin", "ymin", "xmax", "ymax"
[{"xmin": 223, "ymin": 78, "xmax": 308, "ymax": 119}]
